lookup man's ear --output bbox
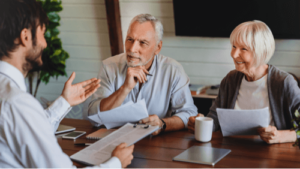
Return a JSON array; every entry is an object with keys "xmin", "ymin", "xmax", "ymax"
[
  {"xmin": 19, "ymin": 28, "xmax": 32, "ymax": 48},
  {"xmin": 154, "ymin": 40, "xmax": 162, "ymax": 55}
]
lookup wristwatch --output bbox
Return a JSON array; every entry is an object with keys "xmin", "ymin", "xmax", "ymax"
[{"xmin": 160, "ymin": 118, "xmax": 166, "ymax": 132}]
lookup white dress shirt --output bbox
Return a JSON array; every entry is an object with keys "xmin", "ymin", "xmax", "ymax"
[
  {"xmin": 234, "ymin": 74, "xmax": 274, "ymax": 125},
  {"xmin": 88, "ymin": 53, "xmax": 198, "ymax": 127},
  {"xmin": 0, "ymin": 61, "xmax": 121, "ymax": 168}
]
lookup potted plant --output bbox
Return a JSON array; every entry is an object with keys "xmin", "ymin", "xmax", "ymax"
[
  {"xmin": 27, "ymin": 0, "xmax": 69, "ymax": 97},
  {"xmin": 293, "ymin": 110, "xmax": 300, "ymax": 148}
]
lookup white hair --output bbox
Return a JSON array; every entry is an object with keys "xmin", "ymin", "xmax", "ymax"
[
  {"xmin": 230, "ymin": 20, "xmax": 275, "ymax": 66},
  {"xmin": 128, "ymin": 14, "xmax": 163, "ymax": 43}
]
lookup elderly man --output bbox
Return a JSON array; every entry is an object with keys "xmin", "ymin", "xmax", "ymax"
[{"xmin": 88, "ymin": 14, "xmax": 198, "ymax": 135}]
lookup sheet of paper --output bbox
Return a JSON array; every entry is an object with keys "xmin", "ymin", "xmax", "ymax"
[
  {"xmin": 70, "ymin": 123, "xmax": 159, "ymax": 166},
  {"xmin": 88, "ymin": 99, "xmax": 149, "ymax": 129},
  {"xmin": 216, "ymin": 107, "xmax": 269, "ymax": 136}
]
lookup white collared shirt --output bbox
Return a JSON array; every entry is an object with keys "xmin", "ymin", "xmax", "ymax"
[{"xmin": 0, "ymin": 61, "xmax": 121, "ymax": 168}]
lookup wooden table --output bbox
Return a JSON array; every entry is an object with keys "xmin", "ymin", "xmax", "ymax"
[{"xmin": 59, "ymin": 118, "xmax": 300, "ymax": 168}]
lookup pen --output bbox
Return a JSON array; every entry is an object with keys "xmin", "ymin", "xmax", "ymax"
[{"xmin": 74, "ymin": 143, "xmax": 93, "ymax": 146}]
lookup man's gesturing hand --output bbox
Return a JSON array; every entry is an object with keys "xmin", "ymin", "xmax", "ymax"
[
  {"xmin": 123, "ymin": 66, "xmax": 149, "ymax": 91},
  {"xmin": 61, "ymin": 72, "xmax": 101, "ymax": 107},
  {"xmin": 112, "ymin": 143, "xmax": 134, "ymax": 168}
]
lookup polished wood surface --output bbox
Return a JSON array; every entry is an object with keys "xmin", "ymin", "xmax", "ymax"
[{"xmin": 59, "ymin": 118, "xmax": 300, "ymax": 168}]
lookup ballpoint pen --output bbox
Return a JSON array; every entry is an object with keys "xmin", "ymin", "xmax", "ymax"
[{"xmin": 74, "ymin": 143, "xmax": 93, "ymax": 146}]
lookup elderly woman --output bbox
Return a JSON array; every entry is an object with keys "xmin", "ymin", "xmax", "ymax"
[{"xmin": 188, "ymin": 20, "xmax": 299, "ymax": 144}]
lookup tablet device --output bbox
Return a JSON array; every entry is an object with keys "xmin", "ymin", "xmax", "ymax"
[
  {"xmin": 173, "ymin": 146, "xmax": 231, "ymax": 166},
  {"xmin": 55, "ymin": 124, "xmax": 76, "ymax": 134}
]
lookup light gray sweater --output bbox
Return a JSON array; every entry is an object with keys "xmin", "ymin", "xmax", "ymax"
[{"xmin": 207, "ymin": 65, "xmax": 299, "ymax": 136}]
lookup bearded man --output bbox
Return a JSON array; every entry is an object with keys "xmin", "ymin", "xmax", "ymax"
[
  {"xmin": 88, "ymin": 14, "xmax": 198, "ymax": 135},
  {"xmin": 0, "ymin": 0, "xmax": 134, "ymax": 168}
]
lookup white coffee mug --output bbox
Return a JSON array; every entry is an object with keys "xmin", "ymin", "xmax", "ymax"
[{"xmin": 195, "ymin": 117, "xmax": 213, "ymax": 142}]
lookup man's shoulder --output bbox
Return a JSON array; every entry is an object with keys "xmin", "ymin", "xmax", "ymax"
[
  {"xmin": 157, "ymin": 54, "xmax": 184, "ymax": 71},
  {"xmin": 0, "ymin": 77, "xmax": 38, "ymax": 108}
]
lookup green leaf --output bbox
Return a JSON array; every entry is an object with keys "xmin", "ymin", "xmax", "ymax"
[
  {"xmin": 44, "ymin": 30, "xmax": 51, "ymax": 39},
  {"xmin": 297, "ymin": 130, "xmax": 300, "ymax": 137},
  {"xmin": 47, "ymin": 12, "xmax": 60, "ymax": 23},
  {"xmin": 296, "ymin": 110, "xmax": 300, "ymax": 118},
  {"xmin": 53, "ymin": 49, "xmax": 62, "ymax": 56},
  {"xmin": 51, "ymin": 28, "xmax": 60, "ymax": 37}
]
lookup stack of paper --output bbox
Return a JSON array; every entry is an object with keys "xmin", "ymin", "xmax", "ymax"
[
  {"xmin": 88, "ymin": 99, "xmax": 149, "ymax": 129},
  {"xmin": 216, "ymin": 107, "xmax": 269, "ymax": 136},
  {"xmin": 71, "ymin": 123, "xmax": 159, "ymax": 165}
]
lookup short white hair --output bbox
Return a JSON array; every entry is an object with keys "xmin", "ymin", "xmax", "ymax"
[
  {"xmin": 230, "ymin": 20, "xmax": 275, "ymax": 66},
  {"xmin": 128, "ymin": 14, "xmax": 163, "ymax": 43}
]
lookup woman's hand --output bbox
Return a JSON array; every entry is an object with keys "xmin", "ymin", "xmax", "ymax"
[
  {"xmin": 257, "ymin": 125, "xmax": 297, "ymax": 144},
  {"xmin": 188, "ymin": 113, "xmax": 204, "ymax": 133}
]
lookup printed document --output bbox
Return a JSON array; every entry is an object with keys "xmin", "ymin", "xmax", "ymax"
[
  {"xmin": 88, "ymin": 99, "xmax": 149, "ymax": 129},
  {"xmin": 70, "ymin": 123, "xmax": 159, "ymax": 166},
  {"xmin": 216, "ymin": 107, "xmax": 269, "ymax": 136}
]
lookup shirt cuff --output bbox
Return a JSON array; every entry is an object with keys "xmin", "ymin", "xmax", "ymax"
[
  {"xmin": 48, "ymin": 96, "xmax": 72, "ymax": 119},
  {"xmin": 99, "ymin": 156, "xmax": 122, "ymax": 168}
]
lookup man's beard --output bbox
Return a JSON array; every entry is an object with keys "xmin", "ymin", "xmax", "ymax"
[
  {"xmin": 126, "ymin": 52, "xmax": 154, "ymax": 67},
  {"xmin": 24, "ymin": 46, "xmax": 44, "ymax": 73}
]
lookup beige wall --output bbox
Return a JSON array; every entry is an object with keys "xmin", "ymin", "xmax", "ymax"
[{"xmin": 120, "ymin": 0, "xmax": 300, "ymax": 85}]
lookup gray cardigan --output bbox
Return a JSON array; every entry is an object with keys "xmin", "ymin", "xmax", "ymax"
[{"xmin": 207, "ymin": 65, "xmax": 300, "ymax": 133}]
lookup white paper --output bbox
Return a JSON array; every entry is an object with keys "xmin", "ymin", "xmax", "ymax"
[
  {"xmin": 88, "ymin": 99, "xmax": 149, "ymax": 129},
  {"xmin": 70, "ymin": 123, "xmax": 159, "ymax": 166},
  {"xmin": 216, "ymin": 107, "xmax": 269, "ymax": 136}
]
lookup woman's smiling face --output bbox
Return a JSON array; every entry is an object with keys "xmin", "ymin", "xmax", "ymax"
[{"xmin": 230, "ymin": 42, "xmax": 256, "ymax": 74}]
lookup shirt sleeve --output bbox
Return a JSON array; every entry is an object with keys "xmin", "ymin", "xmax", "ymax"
[
  {"xmin": 3, "ymin": 94, "xmax": 122, "ymax": 168},
  {"xmin": 170, "ymin": 65, "xmax": 198, "ymax": 128},
  {"xmin": 88, "ymin": 62, "xmax": 115, "ymax": 126},
  {"xmin": 3, "ymin": 94, "xmax": 75, "ymax": 168},
  {"xmin": 44, "ymin": 96, "xmax": 72, "ymax": 133}
]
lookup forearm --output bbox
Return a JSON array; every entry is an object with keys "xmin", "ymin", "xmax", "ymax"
[
  {"xmin": 163, "ymin": 116, "xmax": 185, "ymax": 132},
  {"xmin": 100, "ymin": 85, "xmax": 130, "ymax": 111},
  {"xmin": 279, "ymin": 130, "xmax": 297, "ymax": 143}
]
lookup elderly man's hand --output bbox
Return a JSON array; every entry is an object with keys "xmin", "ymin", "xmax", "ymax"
[
  {"xmin": 140, "ymin": 115, "xmax": 163, "ymax": 135},
  {"xmin": 61, "ymin": 72, "xmax": 101, "ymax": 107},
  {"xmin": 123, "ymin": 66, "xmax": 149, "ymax": 91},
  {"xmin": 112, "ymin": 143, "xmax": 134, "ymax": 168},
  {"xmin": 188, "ymin": 113, "xmax": 204, "ymax": 133}
]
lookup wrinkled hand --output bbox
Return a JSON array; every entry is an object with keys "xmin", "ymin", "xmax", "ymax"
[
  {"xmin": 61, "ymin": 72, "xmax": 101, "ymax": 107},
  {"xmin": 188, "ymin": 113, "xmax": 204, "ymax": 133},
  {"xmin": 257, "ymin": 125, "xmax": 281, "ymax": 144},
  {"xmin": 112, "ymin": 143, "xmax": 134, "ymax": 168},
  {"xmin": 123, "ymin": 66, "xmax": 149, "ymax": 91},
  {"xmin": 140, "ymin": 114, "xmax": 163, "ymax": 135}
]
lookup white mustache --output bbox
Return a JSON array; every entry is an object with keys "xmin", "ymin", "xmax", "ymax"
[{"xmin": 127, "ymin": 52, "xmax": 142, "ymax": 60}]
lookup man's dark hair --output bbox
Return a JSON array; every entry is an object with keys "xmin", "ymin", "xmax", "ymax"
[{"xmin": 0, "ymin": 0, "xmax": 48, "ymax": 59}]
